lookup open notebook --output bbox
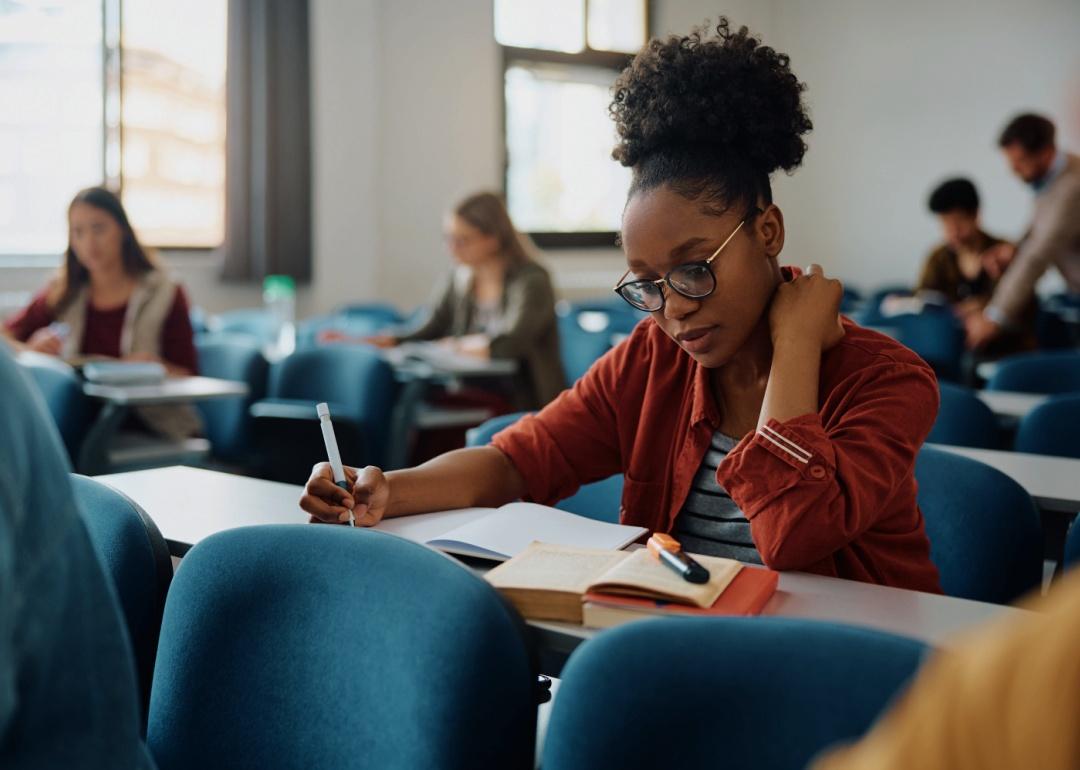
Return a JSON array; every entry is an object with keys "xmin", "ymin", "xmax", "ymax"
[
  {"xmin": 484, "ymin": 542, "xmax": 748, "ymax": 624},
  {"xmin": 374, "ymin": 502, "xmax": 646, "ymax": 561}
]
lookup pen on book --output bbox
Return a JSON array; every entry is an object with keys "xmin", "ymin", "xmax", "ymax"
[
  {"xmin": 647, "ymin": 533, "xmax": 710, "ymax": 584},
  {"xmin": 316, "ymin": 402, "xmax": 354, "ymax": 527}
]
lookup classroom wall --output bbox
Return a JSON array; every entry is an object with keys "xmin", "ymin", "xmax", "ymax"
[
  {"xmin": 768, "ymin": 0, "xmax": 1080, "ymax": 292},
  {"xmin": 3, "ymin": 0, "xmax": 1077, "ymax": 319}
]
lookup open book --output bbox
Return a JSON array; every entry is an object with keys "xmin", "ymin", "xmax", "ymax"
[
  {"xmin": 373, "ymin": 503, "xmax": 646, "ymax": 562},
  {"xmin": 484, "ymin": 542, "xmax": 744, "ymax": 623}
]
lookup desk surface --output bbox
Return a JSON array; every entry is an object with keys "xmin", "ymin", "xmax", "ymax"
[
  {"xmin": 381, "ymin": 342, "xmax": 517, "ymax": 378},
  {"xmin": 932, "ymin": 443, "xmax": 1080, "ymax": 513},
  {"xmin": 96, "ymin": 465, "xmax": 1021, "ymax": 650},
  {"xmin": 974, "ymin": 390, "xmax": 1047, "ymax": 420},
  {"xmin": 83, "ymin": 375, "xmax": 249, "ymax": 405}
]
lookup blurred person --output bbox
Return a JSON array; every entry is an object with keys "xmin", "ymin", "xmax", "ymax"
[
  {"xmin": 0, "ymin": 341, "xmax": 153, "ymax": 769},
  {"xmin": 366, "ymin": 191, "xmax": 565, "ymax": 411},
  {"xmin": 4, "ymin": 187, "xmax": 201, "ymax": 439},
  {"xmin": 966, "ymin": 114, "xmax": 1080, "ymax": 349},
  {"xmin": 812, "ymin": 565, "xmax": 1080, "ymax": 770},
  {"xmin": 917, "ymin": 177, "xmax": 1035, "ymax": 355}
]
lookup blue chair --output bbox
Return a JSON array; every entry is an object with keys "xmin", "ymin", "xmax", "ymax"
[
  {"xmin": 208, "ymin": 307, "xmax": 276, "ymax": 344},
  {"xmin": 543, "ymin": 617, "xmax": 926, "ymax": 770},
  {"xmin": 851, "ymin": 284, "xmax": 913, "ymax": 326},
  {"xmin": 71, "ymin": 474, "xmax": 172, "ymax": 725},
  {"xmin": 194, "ymin": 336, "xmax": 269, "ymax": 466},
  {"xmin": 1014, "ymin": 393, "xmax": 1080, "ymax": 458},
  {"xmin": 928, "ymin": 382, "xmax": 1001, "ymax": 449},
  {"xmin": 19, "ymin": 353, "xmax": 93, "ymax": 461},
  {"xmin": 147, "ymin": 526, "xmax": 538, "ymax": 770},
  {"xmin": 986, "ymin": 351, "xmax": 1080, "ymax": 394},
  {"xmin": 249, "ymin": 346, "xmax": 398, "ymax": 482},
  {"xmin": 890, "ymin": 311, "xmax": 965, "ymax": 382},
  {"xmin": 334, "ymin": 301, "xmax": 404, "ymax": 326},
  {"xmin": 467, "ymin": 413, "xmax": 622, "ymax": 523},
  {"xmin": 1065, "ymin": 518, "xmax": 1080, "ymax": 570},
  {"xmin": 915, "ymin": 446, "xmax": 1042, "ymax": 604}
]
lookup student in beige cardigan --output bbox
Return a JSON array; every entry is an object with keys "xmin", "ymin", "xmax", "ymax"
[
  {"xmin": 370, "ymin": 192, "xmax": 565, "ymax": 410},
  {"xmin": 967, "ymin": 114, "xmax": 1080, "ymax": 349},
  {"xmin": 4, "ymin": 187, "xmax": 201, "ymax": 440}
]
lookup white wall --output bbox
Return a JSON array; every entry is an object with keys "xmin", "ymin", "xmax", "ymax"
[
  {"xmin": 769, "ymin": 0, "xmax": 1080, "ymax": 292},
  {"xmin": 4, "ymin": 0, "xmax": 1078, "ymax": 319}
]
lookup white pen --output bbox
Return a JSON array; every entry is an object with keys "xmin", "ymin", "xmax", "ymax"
[{"xmin": 316, "ymin": 402, "xmax": 354, "ymax": 526}]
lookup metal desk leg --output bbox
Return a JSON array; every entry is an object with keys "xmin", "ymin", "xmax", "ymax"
[
  {"xmin": 77, "ymin": 401, "xmax": 128, "ymax": 475},
  {"xmin": 385, "ymin": 378, "xmax": 429, "ymax": 471}
]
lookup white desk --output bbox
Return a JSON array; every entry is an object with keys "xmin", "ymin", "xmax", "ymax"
[
  {"xmin": 932, "ymin": 443, "xmax": 1080, "ymax": 514},
  {"xmin": 974, "ymin": 390, "xmax": 1047, "ymax": 421},
  {"xmin": 83, "ymin": 375, "xmax": 248, "ymax": 404},
  {"xmin": 95, "ymin": 465, "xmax": 1021, "ymax": 661},
  {"xmin": 79, "ymin": 376, "xmax": 249, "ymax": 475}
]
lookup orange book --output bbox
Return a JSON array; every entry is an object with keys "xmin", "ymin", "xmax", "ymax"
[{"xmin": 581, "ymin": 566, "xmax": 779, "ymax": 628}]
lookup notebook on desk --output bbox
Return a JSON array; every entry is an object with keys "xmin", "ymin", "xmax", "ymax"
[
  {"xmin": 373, "ymin": 502, "xmax": 647, "ymax": 562},
  {"xmin": 483, "ymin": 542, "xmax": 773, "ymax": 624}
]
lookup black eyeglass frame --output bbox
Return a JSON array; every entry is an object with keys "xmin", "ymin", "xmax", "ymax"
[{"xmin": 612, "ymin": 214, "xmax": 755, "ymax": 312}]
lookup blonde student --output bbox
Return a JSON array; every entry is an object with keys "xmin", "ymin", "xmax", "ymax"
[{"xmin": 364, "ymin": 191, "xmax": 564, "ymax": 411}]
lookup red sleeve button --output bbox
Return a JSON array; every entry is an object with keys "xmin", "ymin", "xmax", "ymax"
[{"xmin": 809, "ymin": 464, "xmax": 827, "ymax": 480}]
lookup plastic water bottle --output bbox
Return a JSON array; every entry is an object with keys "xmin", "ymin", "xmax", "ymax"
[{"xmin": 262, "ymin": 275, "xmax": 296, "ymax": 361}]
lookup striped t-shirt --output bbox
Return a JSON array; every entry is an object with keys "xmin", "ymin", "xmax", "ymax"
[{"xmin": 672, "ymin": 431, "xmax": 763, "ymax": 564}]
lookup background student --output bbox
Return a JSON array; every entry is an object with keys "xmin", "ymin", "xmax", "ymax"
[
  {"xmin": 365, "ymin": 191, "xmax": 565, "ymax": 411},
  {"xmin": 916, "ymin": 177, "xmax": 1035, "ymax": 356},
  {"xmin": 3, "ymin": 187, "xmax": 201, "ymax": 439},
  {"xmin": 0, "ymin": 343, "xmax": 152, "ymax": 769},
  {"xmin": 300, "ymin": 19, "xmax": 942, "ymax": 594},
  {"xmin": 966, "ymin": 114, "xmax": 1080, "ymax": 349}
]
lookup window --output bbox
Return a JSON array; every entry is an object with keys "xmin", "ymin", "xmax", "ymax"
[
  {"xmin": 496, "ymin": 0, "xmax": 649, "ymax": 248},
  {"xmin": 0, "ymin": 0, "xmax": 226, "ymax": 257}
]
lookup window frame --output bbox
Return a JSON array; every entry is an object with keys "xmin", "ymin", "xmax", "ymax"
[
  {"xmin": 0, "ymin": 0, "xmax": 226, "ymax": 259},
  {"xmin": 498, "ymin": 1, "xmax": 651, "ymax": 250}
]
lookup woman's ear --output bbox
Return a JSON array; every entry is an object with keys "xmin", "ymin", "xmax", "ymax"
[{"xmin": 755, "ymin": 204, "xmax": 785, "ymax": 259}]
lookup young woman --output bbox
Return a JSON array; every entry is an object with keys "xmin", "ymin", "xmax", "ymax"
[
  {"xmin": 4, "ymin": 186, "xmax": 201, "ymax": 439},
  {"xmin": 301, "ymin": 20, "xmax": 942, "ymax": 592},
  {"xmin": 366, "ymin": 191, "xmax": 565, "ymax": 411}
]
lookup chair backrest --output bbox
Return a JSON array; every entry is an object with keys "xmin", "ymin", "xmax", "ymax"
[
  {"xmin": 928, "ymin": 382, "xmax": 1001, "ymax": 449},
  {"xmin": 557, "ymin": 313, "xmax": 617, "ymax": 386},
  {"xmin": 1065, "ymin": 518, "xmax": 1080, "ymax": 571},
  {"xmin": 334, "ymin": 301, "xmax": 404, "ymax": 326},
  {"xmin": 986, "ymin": 351, "xmax": 1080, "ymax": 394},
  {"xmin": 1014, "ymin": 393, "xmax": 1080, "ymax": 459},
  {"xmin": 543, "ymin": 617, "xmax": 926, "ymax": 770},
  {"xmin": 467, "ymin": 413, "xmax": 623, "ymax": 522},
  {"xmin": 891, "ymin": 311, "xmax": 964, "ymax": 381},
  {"xmin": 148, "ymin": 526, "xmax": 537, "ymax": 770},
  {"xmin": 915, "ymin": 446, "xmax": 1043, "ymax": 603},
  {"xmin": 70, "ymin": 474, "xmax": 172, "ymax": 724},
  {"xmin": 19, "ymin": 354, "xmax": 92, "ymax": 460},
  {"xmin": 209, "ymin": 307, "xmax": 276, "ymax": 343},
  {"xmin": 194, "ymin": 336, "xmax": 269, "ymax": 463},
  {"xmin": 268, "ymin": 346, "xmax": 398, "ymax": 466}
]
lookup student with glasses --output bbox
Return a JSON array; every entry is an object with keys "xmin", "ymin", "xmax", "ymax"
[{"xmin": 301, "ymin": 19, "xmax": 942, "ymax": 592}]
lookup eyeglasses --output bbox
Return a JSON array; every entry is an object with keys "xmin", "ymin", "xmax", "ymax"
[{"xmin": 613, "ymin": 218, "xmax": 748, "ymax": 312}]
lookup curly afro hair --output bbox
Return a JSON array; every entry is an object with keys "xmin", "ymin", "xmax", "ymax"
[{"xmin": 610, "ymin": 17, "xmax": 812, "ymax": 216}]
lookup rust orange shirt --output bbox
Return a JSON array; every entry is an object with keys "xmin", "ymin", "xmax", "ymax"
[{"xmin": 492, "ymin": 312, "xmax": 943, "ymax": 593}]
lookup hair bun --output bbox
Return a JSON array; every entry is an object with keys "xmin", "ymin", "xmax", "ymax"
[{"xmin": 611, "ymin": 17, "xmax": 812, "ymax": 177}]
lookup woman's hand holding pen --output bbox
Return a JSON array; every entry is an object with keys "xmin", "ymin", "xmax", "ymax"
[{"xmin": 301, "ymin": 462, "xmax": 390, "ymax": 527}]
